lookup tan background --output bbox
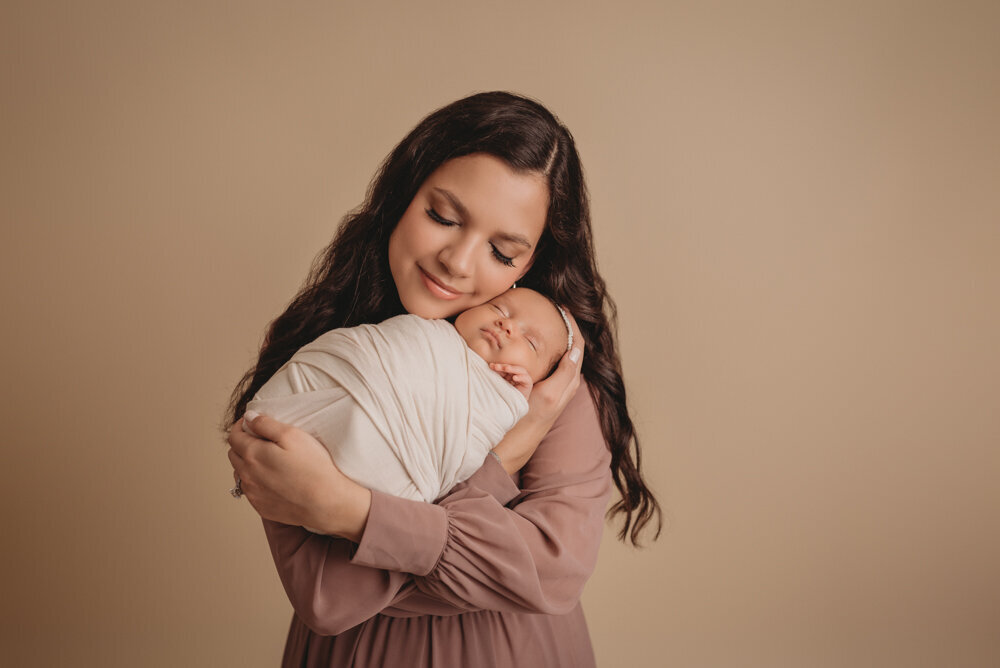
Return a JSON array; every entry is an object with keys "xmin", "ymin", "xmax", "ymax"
[{"xmin": 2, "ymin": 1, "xmax": 998, "ymax": 666}]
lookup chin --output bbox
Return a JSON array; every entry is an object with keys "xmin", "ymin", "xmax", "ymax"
[{"xmin": 402, "ymin": 294, "xmax": 462, "ymax": 320}]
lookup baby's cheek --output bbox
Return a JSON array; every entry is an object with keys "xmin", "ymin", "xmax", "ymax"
[{"xmin": 509, "ymin": 351, "xmax": 531, "ymax": 370}]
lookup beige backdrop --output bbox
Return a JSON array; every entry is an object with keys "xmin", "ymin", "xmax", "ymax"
[{"xmin": 2, "ymin": 1, "xmax": 998, "ymax": 666}]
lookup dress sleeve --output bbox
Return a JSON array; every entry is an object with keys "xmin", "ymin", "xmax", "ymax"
[
  {"xmin": 261, "ymin": 382, "xmax": 613, "ymax": 631},
  {"xmin": 353, "ymin": 382, "xmax": 613, "ymax": 615},
  {"xmin": 260, "ymin": 519, "xmax": 413, "ymax": 635}
]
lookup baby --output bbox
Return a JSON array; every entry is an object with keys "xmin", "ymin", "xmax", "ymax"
[
  {"xmin": 453, "ymin": 287, "xmax": 573, "ymax": 398},
  {"xmin": 245, "ymin": 288, "xmax": 573, "ymax": 516}
]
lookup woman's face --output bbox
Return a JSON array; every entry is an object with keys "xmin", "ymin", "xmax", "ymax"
[{"xmin": 388, "ymin": 153, "xmax": 549, "ymax": 320}]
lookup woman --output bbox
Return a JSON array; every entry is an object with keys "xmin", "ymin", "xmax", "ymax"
[{"xmin": 225, "ymin": 91, "xmax": 660, "ymax": 667}]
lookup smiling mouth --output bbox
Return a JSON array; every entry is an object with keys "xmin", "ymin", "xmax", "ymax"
[{"xmin": 418, "ymin": 266, "xmax": 464, "ymax": 299}]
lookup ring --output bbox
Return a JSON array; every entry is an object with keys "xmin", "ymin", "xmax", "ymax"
[{"xmin": 229, "ymin": 475, "xmax": 243, "ymax": 499}]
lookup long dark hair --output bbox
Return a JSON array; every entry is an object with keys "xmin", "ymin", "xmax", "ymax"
[{"xmin": 223, "ymin": 91, "xmax": 661, "ymax": 545}]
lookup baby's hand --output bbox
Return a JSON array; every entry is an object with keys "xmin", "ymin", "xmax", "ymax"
[{"xmin": 489, "ymin": 363, "xmax": 533, "ymax": 400}]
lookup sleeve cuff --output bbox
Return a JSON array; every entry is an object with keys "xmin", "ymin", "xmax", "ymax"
[
  {"xmin": 463, "ymin": 453, "xmax": 520, "ymax": 506},
  {"xmin": 351, "ymin": 489, "xmax": 449, "ymax": 576}
]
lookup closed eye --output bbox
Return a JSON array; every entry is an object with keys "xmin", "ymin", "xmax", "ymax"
[
  {"xmin": 425, "ymin": 207, "xmax": 457, "ymax": 226},
  {"xmin": 491, "ymin": 244, "xmax": 515, "ymax": 267},
  {"xmin": 427, "ymin": 208, "xmax": 517, "ymax": 267}
]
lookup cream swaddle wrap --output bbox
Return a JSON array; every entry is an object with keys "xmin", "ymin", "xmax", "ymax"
[{"xmin": 247, "ymin": 314, "xmax": 528, "ymax": 515}]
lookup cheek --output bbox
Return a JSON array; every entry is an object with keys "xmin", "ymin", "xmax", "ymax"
[
  {"xmin": 389, "ymin": 215, "xmax": 427, "ymax": 275},
  {"xmin": 387, "ymin": 229, "xmax": 406, "ymax": 286},
  {"xmin": 453, "ymin": 311, "xmax": 470, "ymax": 337},
  {"xmin": 390, "ymin": 215, "xmax": 416, "ymax": 252},
  {"xmin": 475, "ymin": 265, "xmax": 517, "ymax": 297}
]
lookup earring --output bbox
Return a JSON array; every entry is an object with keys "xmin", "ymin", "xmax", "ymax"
[{"xmin": 511, "ymin": 282, "xmax": 517, "ymax": 289}]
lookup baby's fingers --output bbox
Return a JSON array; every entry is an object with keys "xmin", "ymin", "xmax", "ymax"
[{"xmin": 490, "ymin": 363, "xmax": 528, "ymax": 375}]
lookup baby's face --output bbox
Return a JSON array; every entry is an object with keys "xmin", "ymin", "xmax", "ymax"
[{"xmin": 454, "ymin": 288, "xmax": 567, "ymax": 383}]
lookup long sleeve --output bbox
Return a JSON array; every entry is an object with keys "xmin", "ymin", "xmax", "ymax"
[
  {"xmin": 260, "ymin": 520, "xmax": 413, "ymax": 635},
  {"xmin": 262, "ymin": 382, "xmax": 613, "ymax": 633},
  {"xmin": 355, "ymin": 382, "xmax": 613, "ymax": 616}
]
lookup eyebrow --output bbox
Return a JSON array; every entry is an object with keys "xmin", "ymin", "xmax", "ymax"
[{"xmin": 432, "ymin": 187, "xmax": 534, "ymax": 249}]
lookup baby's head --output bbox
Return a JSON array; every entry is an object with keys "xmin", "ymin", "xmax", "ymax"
[{"xmin": 454, "ymin": 287, "xmax": 572, "ymax": 384}]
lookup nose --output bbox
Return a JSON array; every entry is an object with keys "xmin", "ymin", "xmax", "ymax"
[
  {"xmin": 437, "ymin": 234, "xmax": 476, "ymax": 279},
  {"xmin": 495, "ymin": 316, "xmax": 518, "ymax": 338}
]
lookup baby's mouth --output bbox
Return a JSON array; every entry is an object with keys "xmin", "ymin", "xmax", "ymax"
[{"xmin": 481, "ymin": 328, "xmax": 502, "ymax": 349}]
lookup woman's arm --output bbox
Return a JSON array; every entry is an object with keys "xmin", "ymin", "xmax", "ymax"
[
  {"xmin": 259, "ymin": 520, "xmax": 412, "ymax": 634},
  {"xmin": 228, "ymin": 332, "xmax": 606, "ymax": 626},
  {"xmin": 360, "ymin": 382, "xmax": 612, "ymax": 616},
  {"xmin": 227, "ymin": 414, "xmax": 372, "ymax": 542},
  {"xmin": 230, "ymin": 319, "xmax": 584, "ymax": 537},
  {"xmin": 255, "ymin": 383, "xmax": 610, "ymax": 630}
]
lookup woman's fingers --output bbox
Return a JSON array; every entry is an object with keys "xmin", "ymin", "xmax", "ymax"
[
  {"xmin": 543, "ymin": 336, "xmax": 584, "ymax": 394},
  {"xmin": 227, "ymin": 417, "xmax": 264, "ymax": 458},
  {"xmin": 241, "ymin": 411, "xmax": 294, "ymax": 449},
  {"xmin": 524, "ymin": 310, "xmax": 584, "ymax": 419},
  {"xmin": 553, "ymin": 345, "xmax": 583, "ymax": 380},
  {"xmin": 227, "ymin": 446, "xmax": 245, "ymax": 469},
  {"xmin": 227, "ymin": 447, "xmax": 250, "ymax": 497}
]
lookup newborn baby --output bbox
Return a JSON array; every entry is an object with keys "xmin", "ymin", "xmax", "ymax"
[
  {"xmin": 245, "ymin": 288, "xmax": 573, "ymax": 518},
  {"xmin": 453, "ymin": 287, "xmax": 572, "ymax": 398}
]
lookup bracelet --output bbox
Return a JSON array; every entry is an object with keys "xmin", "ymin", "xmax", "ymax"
[{"xmin": 488, "ymin": 450, "xmax": 502, "ymax": 466}]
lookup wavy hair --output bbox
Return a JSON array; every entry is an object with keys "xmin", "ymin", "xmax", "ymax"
[{"xmin": 223, "ymin": 91, "xmax": 661, "ymax": 545}]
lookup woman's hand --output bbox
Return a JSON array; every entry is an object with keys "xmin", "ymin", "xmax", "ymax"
[
  {"xmin": 227, "ymin": 412, "xmax": 372, "ymax": 542},
  {"xmin": 491, "ymin": 311, "xmax": 584, "ymax": 474}
]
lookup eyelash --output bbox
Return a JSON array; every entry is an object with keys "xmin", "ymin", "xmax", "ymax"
[{"xmin": 425, "ymin": 207, "xmax": 516, "ymax": 268}]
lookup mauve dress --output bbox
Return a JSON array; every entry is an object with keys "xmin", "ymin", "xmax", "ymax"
[{"xmin": 261, "ymin": 383, "xmax": 613, "ymax": 667}]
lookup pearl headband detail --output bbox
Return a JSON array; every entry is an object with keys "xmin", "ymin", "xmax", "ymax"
[{"xmin": 554, "ymin": 304, "xmax": 574, "ymax": 352}]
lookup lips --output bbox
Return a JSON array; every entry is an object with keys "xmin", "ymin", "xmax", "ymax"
[
  {"xmin": 481, "ymin": 328, "xmax": 503, "ymax": 349},
  {"xmin": 418, "ymin": 266, "xmax": 464, "ymax": 300}
]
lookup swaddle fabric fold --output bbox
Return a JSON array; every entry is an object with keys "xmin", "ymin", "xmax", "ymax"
[{"xmin": 247, "ymin": 315, "xmax": 528, "ymax": 510}]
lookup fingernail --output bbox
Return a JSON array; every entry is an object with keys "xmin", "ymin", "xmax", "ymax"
[
  {"xmin": 245, "ymin": 410, "xmax": 260, "ymax": 422},
  {"xmin": 569, "ymin": 348, "xmax": 581, "ymax": 363}
]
